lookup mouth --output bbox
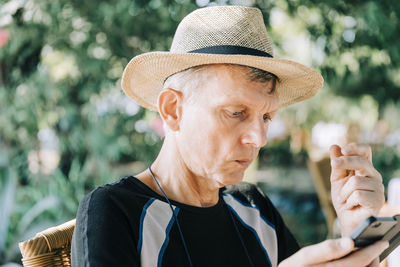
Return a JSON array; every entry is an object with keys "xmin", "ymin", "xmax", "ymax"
[{"xmin": 235, "ymin": 159, "xmax": 252, "ymax": 167}]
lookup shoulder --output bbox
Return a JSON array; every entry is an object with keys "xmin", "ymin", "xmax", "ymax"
[
  {"xmin": 77, "ymin": 177, "xmax": 127, "ymax": 208},
  {"xmin": 223, "ymin": 182, "xmax": 272, "ymax": 207},
  {"xmin": 223, "ymin": 182, "xmax": 300, "ymax": 261},
  {"xmin": 223, "ymin": 182, "xmax": 282, "ymax": 228},
  {"xmin": 82, "ymin": 176, "xmax": 153, "ymax": 203},
  {"xmin": 74, "ymin": 176, "xmax": 156, "ymax": 244},
  {"xmin": 224, "ymin": 181, "xmax": 264, "ymax": 195},
  {"xmin": 76, "ymin": 176, "xmax": 156, "ymax": 222},
  {"xmin": 72, "ymin": 177, "xmax": 142, "ymax": 266}
]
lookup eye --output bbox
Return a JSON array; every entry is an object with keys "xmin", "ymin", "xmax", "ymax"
[
  {"xmin": 263, "ymin": 114, "xmax": 272, "ymax": 122},
  {"xmin": 232, "ymin": 111, "xmax": 244, "ymax": 117},
  {"xmin": 228, "ymin": 110, "xmax": 247, "ymax": 121}
]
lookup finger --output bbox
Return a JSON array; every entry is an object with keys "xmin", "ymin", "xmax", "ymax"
[
  {"xmin": 341, "ymin": 143, "xmax": 372, "ymax": 163},
  {"xmin": 322, "ymin": 240, "xmax": 388, "ymax": 267},
  {"xmin": 345, "ymin": 190, "xmax": 385, "ymax": 211},
  {"xmin": 291, "ymin": 238, "xmax": 354, "ymax": 265},
  {"xmin": 332, "ymin": 156, "xmax": 380, "ymax": 178},
  {"xmin": 330, "ymin": 145, "xmax": 347, "ymax": 181},
  {"xmin": 340, "ymin": 176, "xmax": 384, "ymax": 203}
]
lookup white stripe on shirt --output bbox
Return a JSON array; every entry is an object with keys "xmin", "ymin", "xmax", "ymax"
[{"xmin": 223, "ymin": 194, "xmax": 278, "ymax": 267}]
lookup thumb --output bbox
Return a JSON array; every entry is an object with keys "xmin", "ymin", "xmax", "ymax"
[
  {"xmin": 330, "ymin": 144, "xmax": 347, "ymax": 181},
  {"xmin": 279, "ymin": 238, "xmax": 354, "ymax": 266}
]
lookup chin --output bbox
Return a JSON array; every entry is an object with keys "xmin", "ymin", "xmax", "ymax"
[{"xmin": 217, "ymin": 172, "xmax": 245, "ymax": 187}]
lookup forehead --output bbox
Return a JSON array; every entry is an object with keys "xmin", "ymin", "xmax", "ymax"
[{"xmin": 196, "ymin": 65, "xmax": 278, "ymax": 110}]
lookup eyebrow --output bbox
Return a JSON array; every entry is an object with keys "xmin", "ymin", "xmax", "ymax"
[{"xmin": 218, "ymin": 102, "xmax": 278, "ymax": 114}]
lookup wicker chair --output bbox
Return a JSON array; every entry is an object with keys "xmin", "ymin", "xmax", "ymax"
[{"xmin": 19, "ymin": 219, "xmax": 76, "ymax": 267}]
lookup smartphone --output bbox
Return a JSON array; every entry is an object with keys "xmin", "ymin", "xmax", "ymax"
[{"xmin": 350, "ymin": 214, "xmax": 400, "ymax": 261}]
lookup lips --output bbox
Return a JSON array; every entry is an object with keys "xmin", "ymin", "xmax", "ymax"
[{"xmin": 235, "ymin": 159, "xmax": 252, "ymax": 167}]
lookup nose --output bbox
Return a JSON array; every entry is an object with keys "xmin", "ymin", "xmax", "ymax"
[{"xmin": 240, "ymin": 117, "xmax": 268, "ymax": 148}]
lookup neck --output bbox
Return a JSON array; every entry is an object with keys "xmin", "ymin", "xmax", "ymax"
[{"xmin": 138, "ymin": 136, "xmax": 221, "ymax": 207}]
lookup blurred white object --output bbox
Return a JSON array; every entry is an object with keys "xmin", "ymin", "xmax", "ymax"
[
  {"xmin": 267, "ymin": 118, "xmax": 286, "ymax": 140},
  {"xmin": 387, "ymin": 178, "xmax": 400, "ymax": 267},
  {"xmin": 311, "ymin": 121, "xmax": 346, "ymax": 151}
]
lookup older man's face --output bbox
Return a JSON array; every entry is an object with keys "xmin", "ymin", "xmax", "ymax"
[{"xmin": 176, "ymin": 65, "xmax": 279, "ymax": 187}]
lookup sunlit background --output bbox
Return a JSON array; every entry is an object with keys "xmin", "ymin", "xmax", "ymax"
[{"xmin": 1, "ymin": 0, "xmax": 400, "ymax": 265}]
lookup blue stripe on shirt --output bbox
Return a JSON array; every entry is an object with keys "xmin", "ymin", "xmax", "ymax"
[{"xmin": 137, "ymin": 197, "xmax": 156, "ymax": 255}]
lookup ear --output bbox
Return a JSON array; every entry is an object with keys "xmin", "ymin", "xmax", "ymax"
[{"xmin": 157, "ymin": 88, "xmax": 183, "ymax": 131}]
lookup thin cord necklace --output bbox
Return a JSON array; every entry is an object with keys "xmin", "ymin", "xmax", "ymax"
[
  {"xmin": 148, "ymin": 166, "xmax": 194, "ymax": 267},
  {"xmin": 148, "ymin": 165, "xmax": 254, "ymax": 267}
]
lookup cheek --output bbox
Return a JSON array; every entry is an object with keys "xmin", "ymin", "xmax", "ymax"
[{"xmin": 179, "ymin": 112, "xmax": 234, "ymax": 164}]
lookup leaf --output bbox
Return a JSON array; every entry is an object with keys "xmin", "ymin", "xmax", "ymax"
[
  {"xmin": 0, "ymin": 168, "xmax": 16, "ymax": 256},
  {"xmin": 16, "ymin": 196, "xmax": 61, "ymax": 236}
]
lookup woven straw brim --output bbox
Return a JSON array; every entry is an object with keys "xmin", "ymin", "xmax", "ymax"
[{"xmin": 121, "ymin": 52, "xmax": 324, "ymax": 111}]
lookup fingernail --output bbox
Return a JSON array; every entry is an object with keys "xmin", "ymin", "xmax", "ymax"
[
  {"xmin": 379, "ymin": 240, "xmax": 389, "ymax": 249},
  {"xmin": 341, "ymin": 238, "xmax": 353, "ymax": 249}
]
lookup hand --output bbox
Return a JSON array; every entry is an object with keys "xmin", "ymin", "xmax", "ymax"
[
  {"xmin": 330, "ymin": 143, "xmax": 385, "ymax": 236},
  {"xmin": 278, "ymin": 237, "xmax": 388, "ymax": 267}
]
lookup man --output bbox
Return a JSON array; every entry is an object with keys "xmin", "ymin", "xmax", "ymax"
[{"xmin": 71, "ymin": 6, "xmax": 387, "ymax": 267}]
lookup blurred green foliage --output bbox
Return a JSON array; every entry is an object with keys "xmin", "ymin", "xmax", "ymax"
[
  {"xmin": 0, "ymin": 0, "xmax": 400, "ymax": 264},
  {"xmin": 373, "ymin": 146, "xmax": 400, "ymax": 187},
  {"xmin": 259, "ymin": 138, "xmax": 308, "ymax": 167},
  {"xmin": 261, "ymin": 0, "xmax": 400, "ymax": 182},
  {"xmin": 0, "ymin": 0, "xmax": 198, "ymax": 263},
  {"xmin": 282, "ymin": 0, "xmax": 400, "ymax": 109}
]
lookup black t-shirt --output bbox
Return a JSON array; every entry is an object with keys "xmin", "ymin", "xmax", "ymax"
[{"xmin": 71, "ymin": 176, "xmax": 299, "ymax": 267}]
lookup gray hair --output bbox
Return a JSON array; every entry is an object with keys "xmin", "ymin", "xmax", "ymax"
[{"xmin": 162, "ymin": 64, "xmax": 279, "ymax": 104}]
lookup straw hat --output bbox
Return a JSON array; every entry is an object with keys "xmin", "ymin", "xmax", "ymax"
[{"xmin": 121, "ymin": 5, "xmax": 324, "ymax": 111}]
